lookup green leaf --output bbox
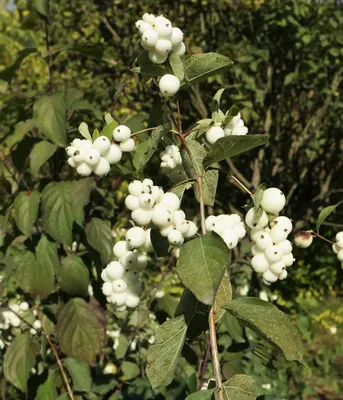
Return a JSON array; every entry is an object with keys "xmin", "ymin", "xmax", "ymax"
[
  {"xmin": 63, "ymin": 357, "xmax": 92, "ymax": 393},
  {"xmin": 59, "ymin": 255, "xmax": 89, "ymax": 296},
  {"xmin": 223, "ymin": 105, "xmax": 240, "ymax": 125},
  {"xmin": 214, "ymin": 272, "xmax": 232, "ymax": 323},
  {"xmin": 182, "ymin": 140, "xmax": 207, "ymax": 177},
  {"xmin": 225, "ymin": 297, "xmax": 303, "ymax": 362},
  {"xmin": 4, "ymin": 333, "xmax": 39, "ymax": 393},
  {"xmin": 0, "ymin": 48, "xmax": 37, "ymax": 84},
  {"xmin": 121, "ymin": 361, "xmax": 140, "ymax": 380},
  {"xmin": 177, "ymin": 232, "xmax": 230, "ymax": 305},
  {"xmin": 150, "ymin": 229, "xmax": 169, "ymax": 257},
  {"xmin": 2, "ymin": 120, "xmax": 35, "ymax": 153},
  {"xmin": 169, "ymin": 53, "xmax": 184, "ymax": 82},
  {"xmin": 70, "ymin": 177, "xmax": 96, "ymax": 226},
  {"xmin": 194, "ymin": 169, "xmax": 218, "ymax": 207},
  {"xmin": 72, "ymin": 101, "xmax": 103, "ymax": 121},
  {"xmin": 222, "ymin": 374, "xmax": 257, "ymax": 400},
  {"xmin": 183, "ymin": 53, "xmax": 233, "ymax": 85},
  {"xmin": 78, "ymin": 122, "xmax": 92, "ymax": 141},
  {"xmin": 13, "ymin": 191, "xmax": 40, "ymax": 236},
  {"xmin": 252, "ymin": 184, "xmax": 266, "ymax": 212},
  {"xmin": 133, "ymin": 124, "xmax": 170, "ymax": 170},
  {"xmin": 175, "ymin": 288, "xmax": 210, "ymax": 338},
  {"xmin": 35, "ymin": 376, "xmax": 58, "ymax": 400},
  {"xmin": 211, "ymin": 88, "xmax": 226, "ymax": 111},
  {"xmin": 15, "ymin": 236, "xmax": 57, "ymax": 300},
  {"xmin": 185, "ymin": 389, "xmax": 215, "ymax": 400},
  {"xmin": 34, "ymin": 0, "xmax": 49, "ymax": 16},
  {"xmin": 203, "ymin": 135, "xmax": 269, "ymax": 168},
  {"xmin": 29, "ymin": 141, "xmax": 58, "ymax": 175},
  {"xmin": 41, "ymin": 182, "xmax": 74, "ymax": 246},
  {"xmin": 316, "ymin": 201, "xmax": 343, "ymax": 232},
  {"xmin": 33, "ymin": 94, "xmax": 68, "ymax": 147},
  {"xmin": 56, "ymin": 298, "xmax": 107, "ymax": 365},
  {"xmin": 146, "ymin": 316, "xmax": 187, "ymax": 389},
  {"xmin": 85, "ymin": 218, "xmax": 113, "ymax": 265},
  {"xmin": 100, "ymin": 120, "xmax": 118, "ymax": 141}
]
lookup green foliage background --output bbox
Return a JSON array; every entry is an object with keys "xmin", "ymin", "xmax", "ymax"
[{"xmin": 0, "ymin": 0, "xmax": 343, "ymax": 399}]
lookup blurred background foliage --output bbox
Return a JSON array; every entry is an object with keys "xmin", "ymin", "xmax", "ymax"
[{"xmin": 1, "ymin": 0, "xmax": 343, "ymax": 399}]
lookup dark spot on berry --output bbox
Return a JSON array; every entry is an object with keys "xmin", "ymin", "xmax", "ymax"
[
  {"xmin": 168, "ymin": 218, "xmax": 171, "ymax": 222},
  {"xmin": 284, "ymin": 229, "xmax": 287, "ymax": 232},
  {"xmin": 253, "ymin": 223, "xmax": 257, "ymax": 227},
  {"xmin": 261, "ymin": 235, "xmax": 264, "ymax": 239},
  {"xmin": 274, "ymin": 251, "xmax": 278, "ymax": 255}
]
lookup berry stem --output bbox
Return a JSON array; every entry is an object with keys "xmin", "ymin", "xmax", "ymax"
[
  {"xmin": 131, "ymin": 127, "xmax": 157, "ymax": 137},
  {"xmin": 230, "ymin": 175, "xmax": 253, "ymax": 196},
  {"xmin": 309, "ymin": 230, "xmax": 334, "ymax": 245}
]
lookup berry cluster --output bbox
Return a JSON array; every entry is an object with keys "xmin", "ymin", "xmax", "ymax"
[
  {"xmin": 0, "ymin": 302, "xmax": 29, "ymax": 330},
  {"xmin": 101, "ymin": 226, "xmax": 153, "ymax": 311},
  {"xmin": 136, "ymin": 13, "xmax": 185, "ymax": 64},
  {"xmin": 160, "ymin": 145, "xmax": 182, "ymax": 170},
  {"xmin": 66, "ymin": 123, "xmax": 134, "ymax": 177},
  {"xmin": 205, "ymin": 213, "xmax": 246, "ymax": 249},
  {"xmin": 206, "ymin": 112, "xmax": 248, "ymax": 144},
  {"xmin": 246, "ymin": 188, "xmax": 295, "ymax": 285},
  {"xmin": 125, "ymin": 179, "xmax": 198, "ymax": 246},
  {"xmin": 333, "ymin": 231, "xmax": 343, "ymax": 263}
]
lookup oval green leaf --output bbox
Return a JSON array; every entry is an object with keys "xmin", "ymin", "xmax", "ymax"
[
  {"xmin": 13, "ymin": 190, "xmax": 40, "ymax": 237},
  {"xmin": 59, "ymin": 254, "xmax": 89, "ymax": 296},
  {"xmin": 222, "ymin": 374, "xmax": 257, "ymax": 400},
  {"xmin": 29, "ymin": 140, "xmax": 58, "ymax": 175},
  {"xmin": 85, "ymin": 218, "xmax": 113, "ymax": 265}
]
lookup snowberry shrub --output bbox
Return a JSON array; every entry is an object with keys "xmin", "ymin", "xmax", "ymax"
[{"xmin": 3, "ymin": 8, "xmax": 340, "ymax": 400}]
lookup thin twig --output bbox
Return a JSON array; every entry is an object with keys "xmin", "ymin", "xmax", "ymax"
[
  {"xmin": 198, "ymin": 334, "xmax": 211, "ymax": 390},
  {"xmin": 102, "ymin": 16, "xmax": 121, "ymax": 41},
  {"xmin": 209, "ymin": 308, "xmax": 223, "ymax": 400},
  {"xmin": 36, "ymin": 310, "xmax": 75, "ymax": 400},
  {"xmin": 230, "ymin": 175, "xmax": 253, "ymax": 196},
  {"xmin": 310, "ymin": 230, "xmax": 334, "ymax": 245},
  {"xmin": 131, "ymin": 127, "xmax": 157, "ymax": 137}
]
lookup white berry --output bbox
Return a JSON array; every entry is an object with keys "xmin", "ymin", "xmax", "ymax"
[
  {"xmin": 92, "ymin": 157, "xmax": 110, "ymax": 176},
  {"xmin": 103, "ymin": 144, "xmax": 122, "ymax": 164},
  {"xmin": 93, "ymin": 136, "xmax": 111, "ymax": 155},
  {"xmin": 113, "ymin": 125, "xmax": 131, "ymax": 141},
  {"xmin": 245, "ymin": 208, "xmax": 269, "ymax": 229},
  {"xmin": 294, "ymin": 231, "xmax": 313, "ymax": 248},
  {"xmin": 131, "ymin": 208, "xmax": 153, "ymax": 226},
  {"xmin": 206, "ymin": 126, "xmax": 225, "ymax": 144},
  {"xmin": 261, "ymin": 188, "xmax": 286, "ymax": 215},
  {"xmin": 125, "ymin": 194, "xmax": 140, "ymax": 211},
  {"xmin": 149, "ymin": 51, "xmax": 168, "ymax": 64},
  {"xmin": 113, "ymin": 241, "xmax": 131, "ymax": 258},
  {"xmin": 120, "ymin": 138, "xmax": 135, "ymax": 152},
  {"xmin": 106, "ymin": 261, "xmax": 125, "ymax": 280},
  {"xmin": 251, "ymin": 254, "xmax": 270, "ymax": 273},
  {"xmin": 76, "ymin": 162, "xmax": 92, "ymax": 176},
  {"xmin": 168, "ymin": 229, "xmax": 184, "ymax": 246},
  {"xmin": 265, "ymin": 245, "xmax": 283, "ymax": 262},
  {"xmin": 126, "ymin": 227, "xmax": 146, "ymax": 248},
  {"xmin": 159, "ymin": 74, "xmax": 180, "ymax": 97}
]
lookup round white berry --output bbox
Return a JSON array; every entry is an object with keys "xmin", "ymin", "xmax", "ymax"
[
  {"xmin": 175, "ymin": 220, "xmax": 190, "ymax": 235},
  {"xmin": 206, "ymin": 126, "xmax": 225, "ymax": 144},
  {"xmin": 183, "ymin": 221, "xmax": 198, "ymax": 238},
  {"xmin": 151, "ymin": 186, "xmax": 164, "ymax": 202},
  {"xmin": 125, "ymin": 194, "xmax": 140, "ymax": 211},
  {"xmin": 270, "ymin": 225, "xmax": 288, "ymax": 244},
  {"xmin": 263, "ymin": 270, "xmax": 279, "ymax": 283},
  {"xmin": 245, "ymin": 208, "xmax": 269, "ymax": 229},
  {"xmin": 131, "ymin": 208, "xmax": 153, "ymax": 226},
  {"xmin": 269, "ymin": 261, "xmax": 286, "ymax": 275},
  {"xmin": 168, "ymin": 229, "xmax": 184, "ymax": 246},
  {"xmin": 172, "ymin": 41, "xmax": 186, "ymax": 56},
  {"xmin": 251, "ymin": 254, "xmax": 270, "ymax": 273},
  {"xmin": 123, "ymin": 269, "xmax": 140, "ymax": 284},
  {"xmin": 255, "ymin": 232, "xmax": 273, "ymax": 250},
  {"xmin": 333, "ymin": 243, "xmax": 341, "ymax": 254},
  {"xmin": 250, "ymin": 228, "xmax": 266, "ymax": 242},
  {"xmin": 113, "ymin": 125, "xmax": 131, "ymax": 141},
  {"xmin": 234, "ymin": 223, "xmax": 246, "ymax": 240},
  {"xmin": 103, "ymin": 144, "xmax": 122, "ymax": 164},
  {"xmin": 142, "ymin": 13, "xmax": 155, "ymax": 25},
  {"xmin": 67, "ymin": 157, "xmax": 76, "ymax": 168},
  {"xmin": 126, "ymin": 227, "xmax": 146, "ymax": 248},
  {"xmin": 161, "ymin": 192, "xmax": 180, "ymax": 211},
  {"xmin": 170, "ymin": 27, "xmax": 183, "ymax": 46},
  {"xmin": 282, "ymin": 253, "xmax": 295, "ymax": 267},
  {"xmin": 142, "ymin": 29, "xmax": 159, "ymax": 47},
  {"xmin": 119, "ymin": 138, "xmax": 135, "ymax": 152},
  {"xmin": 66, "ymin": 146, "xmax": 76, "ymax": 157},
  {"xmin": 154, "ymin": 16, "xmax": 173, "ymax": 37},
  {"xmin": 128, "ymin": 281, "xmax": 144, "ymax": 296},
  {"xmin": 273, "ymin": 216, "xmax": 293, "ymax": 234},
  {"xmin": 155, "ymin": 39, "xmax": 172, "ymax": 55},
  {"xmin": 294, "ymin": 231, "xmax": 313, "ymax": 248},
  {"xmin": 173, "ymin": 209, "xmax": 186, "ymax": 224},
  {"xmin": 159, "ymin": 74, "xmax": 180, "ymax": 97},
  {"xmin": 102, "ymin": 282, "xmax": 113, "ymax": 296},
  {"xmin": 106, "ymin": 261, "xmax": 125, "ymax": 280},
  {"xmin": 139, "ymin": 193, "xmax": 155, "ymax": 209},
  {"xmin": 72, "ymin": 138, "xmax": 82, "ymax": 148},
  {"xmin": 149, "ymin": 51, "xmax": 168, "ymax": 64},
  {"xmin": 93, "ymin": 136, "xmax": 111, "ymax": 155},
  {"xmin": 152, "ymin": 204, "xmax": 174, "ymax": 227},
  {"xmin": 120, "ymin": 251, "xmax": 138, "ymax": 269},
  {"xmin": 92, "ymin": 157, "xmax": 110, "ymax": 176},
  {"xmin": 135, "ymin": 20, "xmax": 151, "ymax": 34},
  {"xmin": 125, "ymin": 293, "xmax": 140, "ymax": 308},
  {"xmin": 80, "ymin": 140, "xmax": 93, "ymax": 150},
  {"xmin": 160, "ymin": 224, "xmax": 174, "ymax": 237},
  {"xmin": 277, "ymin": 240, "xmax": 293, "ymax": 255},
  {"xmin": 72, "ymin": 149, "xmax": 84, "ymax": 164},
  {"xmin": 112, "ymin": 279, "xmax": 127, "ymax": 293},
  {"xmin": 205, "ymin": 215, "xmax": 217, "ymax": 232},
  {"xmin": 110, "ymin": 292, "xmax": 127, "ymax": 307},
  {"xmin": 337, "ymin": 249, "xmax": 343, "ymax": 262},
  {"xmin": 336, "ymin": 231, "xmax": 343, "ymax": 246},
  {"xmin": 19, "ymin": 302, "xmax": 29, "ymax": 311},
  {"xmin": 279, "ymin": 269, "xmax": 288, "ymax": 280},
  {"xmin": 113, "ymin": 241, "xmax": 131, "ymax": 258},
  {"xmin": 101, "ymin": 269, "xmax": 110, "ymax": 282},
  {"xmin": 129, "ymin": 180, "xmax": 144, "ymax": 196},
  {"xmin": 222, "ymin": 229, "xmax": 238, "ymax": 249},
  {"xmin": 84, "ymin": 149, "xmax": 101, "ymax": 166},
  {"xmin": 251, "ymin": 244, "xmax": 263, "ymax": 256},
  {"xmin": 135, "ymin": 253, "xmax": 148, "ymax": 271},
  {"xmin": 265, "ymin": 245, "xmax": 283, "ymax": 263},
  {"xmin": 261, "ymin": 188, "xmax": 286, "ymax": 215},
  {"xmin": 76, "ymin": 162, "xmax": 92, "ymax": 176}
]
